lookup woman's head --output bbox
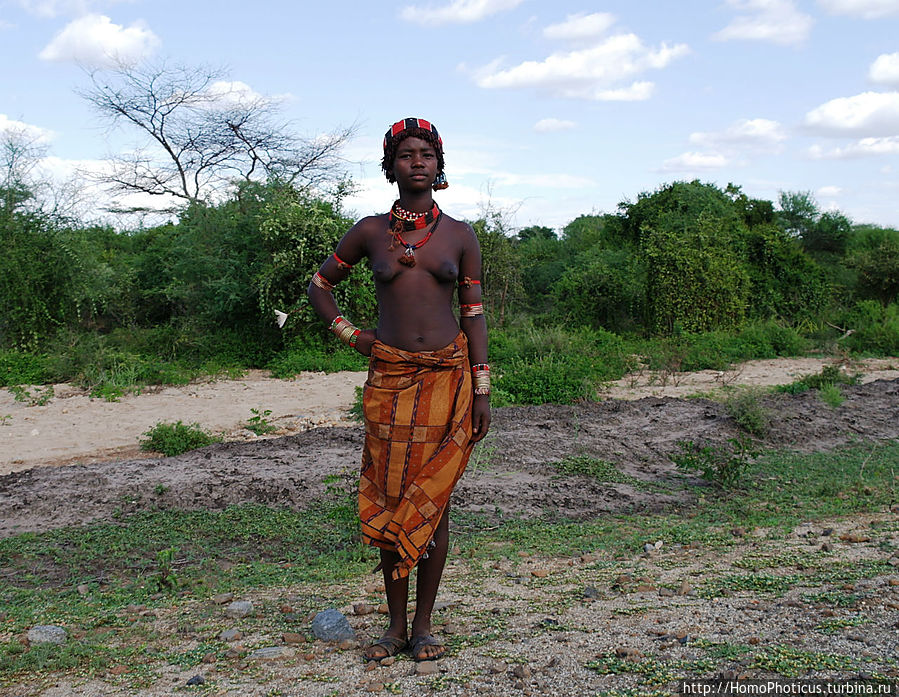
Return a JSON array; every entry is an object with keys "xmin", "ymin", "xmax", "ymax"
[{"xmin": 382, "ymin": 117, "xmax": 447, "ymax": 190}]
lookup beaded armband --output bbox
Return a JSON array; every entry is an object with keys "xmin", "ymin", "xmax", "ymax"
[
  {"xmin": 329, "ymin": 315, "xmax": 361, "ymax": 348},
  {"xmin": 312, "ymin": 272, "xmax": 335, "ymax": 292},
  {"xmin": 333, "ymin": 252, "xmax": 353, "ymax": 270},
  {"xmin": 460, "ymin": 303, "xmax": 484, "ymax": 318},
  {"xmin": 472, "ymin": 363, "xmax": 491, "ymax": 396},
  {"xmin": 459, "ymin": 277, "xmax": 481, "ymax": 289}
]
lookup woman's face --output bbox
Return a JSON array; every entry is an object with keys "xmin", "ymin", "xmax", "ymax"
[{"xmin": 392, "ymin": 136, "xmax": 438, "ymax": 192}]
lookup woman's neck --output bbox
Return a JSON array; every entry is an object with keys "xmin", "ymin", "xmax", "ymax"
[{"xmin": 396, "ymin": 191, "xmax": 434, "ymax": 213}]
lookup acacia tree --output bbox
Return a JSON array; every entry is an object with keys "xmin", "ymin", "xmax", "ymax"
[{"xmin": 80, "ymin": 61, "xmax": 354, "ymax": 209}]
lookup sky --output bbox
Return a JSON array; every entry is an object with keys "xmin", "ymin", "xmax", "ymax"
[{"xmin": 1, "ymin": 0, "xmax": 899, "ymax": 232}]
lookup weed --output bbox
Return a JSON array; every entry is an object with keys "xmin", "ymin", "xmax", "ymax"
[
  {"xmin": 670, "ymin": 436, "xmax": 759, "ymax": 488},
  {"xmin": 819, "ymin": 383, "xmax": 845, "ymax": 408},
  {"xmin": 698, "ymin": 572, "xmax": 801, "ymax": 598},
  {"xmin": 153, "ymin": 547, "xmax": 179, "ymax": 592},
  {"xmin": 816, "ymin": 616, "xmax": 867, "ymax": 633},
  {"xmin": 551, "ymin": 456, "xmax": 664, "ymax": 492},
  {"xmin": 245, "ymin": 408, "xmax": 276, "ymax": 435},
  {"xmin": 777, "ymin": 364, "xmax": 860, "ymax": 395},
  {"xmin": 723, "ymin": 387, "xmax": 771, "ymax": 437},
  {"xmin": 8, "ymin": 384, "xmax": 54, "ymax": 406},
  {"xmin": 139, "ymin": 421, "xmax": 221, "ymax": 457},
  {"xmin": 153, "ymin": 483, "xmax": 169, "ymax": 496},
  {"xmin": 0, "ymin": 414, "xmax": 10, "ymax": 426},
  {"xmin": 468, "ymin": 436, "xmax": 498, "ymax": 472},
  {"xmin": 751, "ymin": 645, "xmax": 855, "ymax": 677},
  {"xmin": 348, "ymin": 385, "xmax": 364, "ymax": 421}
]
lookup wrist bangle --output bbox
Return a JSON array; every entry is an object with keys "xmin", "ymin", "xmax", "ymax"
[
  {"xmin": 472, "ymin": 364, "xmax": 491, "ymax": 396},
  {"xmin": 330, "ymin": 315, "xmax": 361, "ymax": 347}
]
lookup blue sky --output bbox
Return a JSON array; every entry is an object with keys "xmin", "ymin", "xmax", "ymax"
[{"xmin": 2, "ymin": 0, "xmax": 899, "ymax": 231}]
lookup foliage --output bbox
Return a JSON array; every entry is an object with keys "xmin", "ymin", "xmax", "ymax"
[
  {"xmin": 818, "ymin": 383, "xmax": 845, "ymax": 408},
  {"xmin": 776, "ymin": 364, "xmax": 860, "ymax": 395},
  {"xmin": 139, "ymin": 421, "xmax": 221, "ymax": 457},
  {"xmin": 847, "ymin": 225, "xmax": 899, "ymax": 306},
  {"xmin": 722, "ymin": 387, "xmax": 771, "ymax": 437},
  {"xmin": 471, "ymin": 208, "xmax": 523, "ymax": 325},
  {"xmin": 841, "ymin": 301, "xmax": 899, "ymax": 354},
  {"xmin": 670, "ymin": 436, "xmax": 759, "ymax": 488},
  {"xmin": 0, "ymin": 350, "xmax": 51, "ymax": 387}
]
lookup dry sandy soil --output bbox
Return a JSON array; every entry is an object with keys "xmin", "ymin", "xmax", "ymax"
[{"xmin": 2, "ymin": 357, "xmax": 899, "ymax": 696}]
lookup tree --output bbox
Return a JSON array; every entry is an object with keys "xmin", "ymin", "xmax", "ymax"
[
  {"xmin": 848, "ymin": 225, "xmax": 899, "ymax": 306},
  {"xmin": 80, "ymin": 61, "xmax": 354, "ymax": 210},
  {"xmin": 777, "ymin": 190, "xmax": 818, "ymax": 238}
]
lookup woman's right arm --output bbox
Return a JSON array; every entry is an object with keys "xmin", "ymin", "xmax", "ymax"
[{"xmin": 307, "ymin": 220, "xmax": 376, "ymax": 356}]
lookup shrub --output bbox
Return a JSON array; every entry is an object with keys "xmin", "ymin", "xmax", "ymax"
[
  {"xmin": 819, "ymin": 384, "xmax": 845, "ymax": 409},
  {"xmin": 723, "ymin": 387, "xmax": 772, "ymax": 437},
  {"xmin": 140, "ymin": 421, "xmax": 221, "ymax": 457},
  {"xmin": 0, "ymin": 350, "xmax": 51, "ymax": 387},
  {"xmin": 670, "ymin": 436, "xmax": 759, "ymax": 488},
  {"xmin": 842, "ymin": 301, "xmax": 899, "ymax": 355}
]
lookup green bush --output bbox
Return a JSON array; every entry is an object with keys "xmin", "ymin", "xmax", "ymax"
[
  {"xmin": 777, "ymin": 364, "xmax": 860, "ymax": 395},
  {"xmin": 670, "ymin": 436, "xmax": 759, "ymax": 488},
  {"xmin": 842, "ymin": 301, "xmax": 899, "ymax": 355},
  {"xmin": 140, "ymin": 421, "xmax": 221, "ymax": 457},
  {"xmin": 723, "ymin": 387, "xmax": 772, "ymax": 437},
  {"xmin": 0, "ymin": 350, "xmax": 51, "ymax": 386},
  {"xmin": 495, "ymin": 353, "xmax": 596, "ymax": 405},
  {"xmin": 267, "ymin": 335, "xmax": 367, "ymax": 377}
]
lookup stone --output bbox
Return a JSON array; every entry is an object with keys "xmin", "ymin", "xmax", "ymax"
[
  {"xmin": 582, "ymin": 586, "xmax": 600, "ymax": 600},
  {"xmin": 635, "ymin": 583, "xmax": 656, "ymax": 593},
  {"xmin": 821, "ymin": 542, "xmax": 833, "ymax": 552},
  {"xmin": 250, "ymin": 646, "xmax": 293, "ymax": 661},
  {"xmin": 202, "ymin": 652, "xmax": 216, "ymax": 664},
  {"xmin": 659, "ymin": 587, "xmax": 675, "ymax": 597},
  {"xmin": 224, "ymin": 600, "xmax": 253, "ymax": 618},
  {"xmin": 888, "ymin": 579, "xmax": 899, "ymax": 587},
  {"xmin": 678, "ymin": 581, "xmax": 693, "ymax": 595},
  {"xmin": 377, "ymin": 603, "xmax": 390, "ymax": 614},
  {"xmin": 748, "ymin": 637, "xmax": 761, "ymax": 645},
  {"xmin": 731, "ymin": 527, "xmax": 746, "ymax": 537},
  {"xmin": 219, "ymin": 629, "xmax": 242, "ymax": 642},
  {"xmin": 337, "ymin": 638, "xmax": 357, "ymax": 650},
  {"xmin": 531, "ymin": 569, "xmax": 549, "ymax": 578},
  {"xmin": 311, "ymin": 609, "xmax": 356, "ymax": 642},
  {"xmin": 614, "ymin": 647, "xmax": 642, "ymax": 661},
  {"xmin": 279, "ymin": 604, "xmax": 293, "ymax": 614},
  {"xmin": 443, "ymin": 622, "xmax": 461, "ymax": 634},
  {"xmin": 212, "ymin": 592, "xmax": 235, "ymax": 605},
  {"xmin": 580, "ymin": 553, "xmax": 598, "ymax": 563},
  {"xmin": 77, "ymin": 584, "xmax": 89, "ymax": 596},
  {"xmin": 512, "ymin": 664, "xmax": 532, "ymax": 679},
  {"xmin": 186, "ymin": 675, "xmax": 205, "ymax": 686},
  {"xmin": 380, "ymin": 656, "xmax": 396, "ymax": 666},
  {"xmin": 109, "ymin": 665, "xmax": 129, "ymax": 675},
  {"xmin": 840, "ymin": 532, "xmax": 871, "ymax": 543},
  {"xmin": 490, "ymin": 661, "xmax": 508, "ymax": 674},
  {"xmin": 27, "ymin": 625, "xmax": 67, "ymax": 645},
  {"xmin": 225, "ymin": 648, "xmax": 242, "ymax": 659},
  {"xmin": 614, "ymin": 574, "xmax": 634, "ymax": 586},
  {"xmin": 354, "ymin": 603, "xmax": 375, "ymax": 615},
  {"xmin": 282, "ymin": 632, "xmax": 303, "ymax": 645},
  {"xmin": 415, "ymin": 660, "xmax": 440, "ymax": 675}
]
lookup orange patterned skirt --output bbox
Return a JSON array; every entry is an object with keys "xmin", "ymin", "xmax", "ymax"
[{"xmin": 358, "ymin": 331, "xmax": 474, "ymax": 580}]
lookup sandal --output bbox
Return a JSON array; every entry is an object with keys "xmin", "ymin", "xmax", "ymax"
[
  {"xmin": 363, "ymin": 635, "xmax": 407, "ymax": 662},
  {"xmin": 410, "ymin": 634, "xmax": 446, "ymax": 662}
]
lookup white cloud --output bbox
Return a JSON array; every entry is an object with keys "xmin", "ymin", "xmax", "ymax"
[
  {"xmin": 816, "ymin": 0, "xmax": 899, "ymax": 18},
  {"xmin": 0, "ymin": 114, "xmax": 54, "ymax": 142},
  {"xmin": 38, "ymin": 14, "xmax": 159, "ymax": 67},
  {"xmin": 17, "ymin": 0, "xmax": 127, "ymax": 19},
  {"xmin": 870, "ymin": 52, "xmax": 899, "ymax": 88},
  {"xmin": 533, "ymin": 118, "xmax": 576, "ymax": 132},
  {"xmin": 596, "ymin": 81, "xmax": 655, "ymax": 101},
  {"xmin": 204, "ymin": 80, "xmax": 267, "ymax": 109},
  {"xmin": 808, "ymin": 136, "xmax": 899, "ymax": 158},
  {"xmin": 689, "ymin": 118, "xmax": 787, "ymax": 148},
  {"xmin": 659, "ymin": 151, "xmax": 732, "ymax": 171},
  {"xmin": 400, "ymin": 0, "xmax": 522, "ymax": 25},
  {"xmin": 475, "ymin": 33, "xmax": 689, "ymax": 101},
  {"xmin": 817, "ymin": 185, "xmax": 843, "ymax": 197},
  {"xmin": 713, "ymin": 0, "xmax": 813, "ymax": 45},
  {"xmin": 543, "ymin": 12, "xmax": 615, "ymax": 41},
  {"xmin": 804, "ymin": 91, "xmax": 899, "ymax": 137}
]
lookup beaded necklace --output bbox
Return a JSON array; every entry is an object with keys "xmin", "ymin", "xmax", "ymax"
[{"xmin": 388, "ymin": 201, "xmax": 442, "ymax": 267}]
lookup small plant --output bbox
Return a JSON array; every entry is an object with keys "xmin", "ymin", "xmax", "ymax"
[
  {"xmin": 8, "ymin": 384, "xmax": 54, "ymax": 406},
  {"xmin": 819, "ymin": 383, "xmax": 845, "ymax": 408},
  {"xmin": 0, "ymin": 414, "xmax": 11, "ymax": 426},
  {"xmin": 245, "ymin": 407, "xmax": 276, "ymax": 435},
  {"xmin": 154, "ymin": 546, "xmax": 179, "ymax": 591},
  {"xmin": 723, "ymin": 387, "xmax": 771, "ymax": 437},
  {"xmin": 139, "ymin": 421, "xmax": 221, "ymax": 457},
  {"xmin": 670, "ymin": 436, "xmax": 759, "ymax": 488},
  {"xmin": 777, "ymin": 364, "xmax": 860, "ymax": 395}
]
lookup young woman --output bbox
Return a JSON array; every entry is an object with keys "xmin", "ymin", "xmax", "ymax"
[{"xmin": 307, "ymin": 118, "xmax": 490, "ymax": 662}]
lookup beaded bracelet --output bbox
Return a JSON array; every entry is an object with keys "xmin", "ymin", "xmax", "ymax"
[
  {"xmin": 472, "ymin": 363, "xmax": 491, "ymax": 396},
  {"xmin": 461, "ymin": 303, "xmax": 484, "ymax": 318},
  {"xmin": 459, "ymin": 277, "xmax": 481, "ymax": 288},
  {"xmin": 329, "ymin": 315, "xmax": 361, "ymax": 348},
  {"xmin": 333, "ymin": 252, "xmax": 353, "ymax": 270}
]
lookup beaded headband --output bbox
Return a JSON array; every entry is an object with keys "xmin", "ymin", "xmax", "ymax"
[{"xmin": 382, "ymin": 117, "xmax": 448, "ymax": 190}]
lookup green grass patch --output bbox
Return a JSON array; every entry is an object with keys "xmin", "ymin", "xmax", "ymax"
[
  {"xmin": 750, "ymin": 645, "xmax": 856, "ymax": 677},
  {"xmin": 139, "ymin": 421, "xmax": 222, "ymax": 456},
  {"xmin": 776, "ymin": 364, "xmax": 860, "ymax": 395}
]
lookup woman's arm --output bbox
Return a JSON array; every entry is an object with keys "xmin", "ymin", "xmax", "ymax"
[
  {"xmin": 458, "ymin": 224, "xmax": 491, "ymax": 442},
  {"xmin": 307, "ymin": 220, "xmax": 376, "ymax": 356}
]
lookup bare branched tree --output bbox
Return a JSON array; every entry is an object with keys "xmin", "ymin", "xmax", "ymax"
[{"xmin": 79, "ymin": 61, "xmax": 354, "ymax": 210}]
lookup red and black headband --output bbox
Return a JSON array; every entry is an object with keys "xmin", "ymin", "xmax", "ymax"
[{"xmin": 382, "ymin": 117, "xmax": 448, "ymax": 190}]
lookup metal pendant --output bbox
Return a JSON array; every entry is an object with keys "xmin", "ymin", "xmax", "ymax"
[{"xmin": 399, "ymin": 246, "xmax": 416, "ymax": 267}]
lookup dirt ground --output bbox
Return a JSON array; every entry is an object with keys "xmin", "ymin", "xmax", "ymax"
[{"xmin": 2, "ymin": 357, "xmax": 899, "ymax": 696}]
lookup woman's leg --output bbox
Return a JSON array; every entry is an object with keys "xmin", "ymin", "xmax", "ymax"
[
  {"xmin": 410, "ymin": 505, "xmax": 450, "ymax": 659},
  {"xmin": 363, "ymin": 548, "xmax": 409, "ymax": 660}
]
